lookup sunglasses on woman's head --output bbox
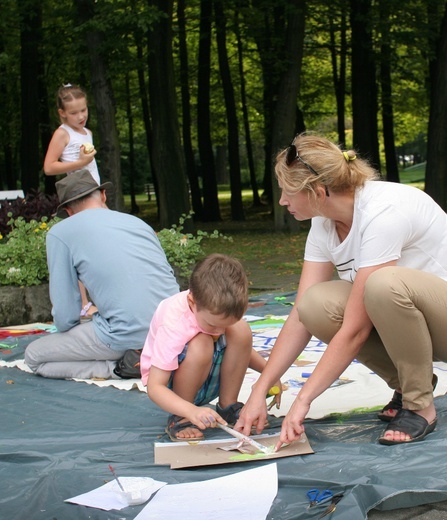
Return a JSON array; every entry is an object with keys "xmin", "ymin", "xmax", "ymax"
[
  {"xmin": 285, "ymin": 142, "xmax": 329, "ymax": 196},
  {"xmin": 285, "ymin": 143, "xmax": 319, "ymax": 175}
]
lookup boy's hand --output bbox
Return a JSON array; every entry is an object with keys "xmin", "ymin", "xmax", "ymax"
[{"xmin": 187, "ymin": 407, "xmax": 226, "ymax": 430}]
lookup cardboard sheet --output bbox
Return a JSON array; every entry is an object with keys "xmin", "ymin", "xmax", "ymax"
[{"xmin": 154, "ymin": 432, "xmax": 314, "ymax": 469}]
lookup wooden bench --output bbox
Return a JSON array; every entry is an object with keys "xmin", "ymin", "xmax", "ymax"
[
  {"xmin": 144, "ymin": 183, "xmax": 155, "ymax": 201},
  {"xmin": 0, "ymin": 190, "xmax": 24, "ymax": 200}
]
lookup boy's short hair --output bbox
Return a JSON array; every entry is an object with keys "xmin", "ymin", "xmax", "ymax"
[{"xmin": 189, "ymin": 253, "xmax": 248, "ymax": 319}]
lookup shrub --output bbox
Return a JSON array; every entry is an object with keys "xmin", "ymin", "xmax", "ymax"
[
  {"xmin": 0, "ymin": 211, "xmax": 231, "ymax": 288},
  {"xmin": 0, "ymin": 216, "xmax": 58, "ymax": 286},
  {"xmin": 157, "ymin": 212, "xmax": 232, "ymax": 280},
  {"xmin": 0, "ymin": 190, "xmax": 59, "ymax": 237}
]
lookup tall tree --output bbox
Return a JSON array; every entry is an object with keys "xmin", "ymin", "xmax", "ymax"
[
  {"xmin": 147, "ymin": 0, "xmax": 191, "ymax": 228},
  {"xmin": 124, "ymin": 73, "xmax": 139, "ymax": 214},
  {"xmin": 177, "ymin": 0, "xmax": 204, "ymax": 219},
  {"xmin": 246, "ymin": 2, "xmax": 285, "ymax": 205},
  {"xmin": 327, "ymin": 0, "xmax": 348, "ymax": 148},
  {"xmin": 379, "ymin": 0, "xmax": 399, "ymax": 182},
  {"xmin": 271, "ymin": 0, "xmax": 307, "ymax": 231},
  {"xmin": 350, "ymin": 0, "xmax": 380, "ymax": 170},
  {"xmin": 75, "ymin": 0, "xmax": 124, "ymax": 210},
  {"xmin": 19, "ymin": 0, "xmax": 42, "ymax": 193},
  {"xmin": 234, "ymin": 7, "xmax": 261, "ymax": 206},
  {"xmin": 214, "ymin": 0, "xmax": 245, "ymax": 220},
  {"xmin": 197, "ymin": 0, "xmax": 221, "ymax": 221},
  {"xmin": 135, "ymin": 36, "xmax": 160, "ymax": 216},
  {"xmin": 425, "ymin": 0, "xmax": 447, "ymax": 209}
]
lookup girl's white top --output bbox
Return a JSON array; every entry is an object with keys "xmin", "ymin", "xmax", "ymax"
[{"xmin": 59, "ymin": 124, "xmax": 100, "ymax": 183}]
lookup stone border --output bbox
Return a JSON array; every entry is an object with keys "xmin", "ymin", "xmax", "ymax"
[{"xmin": 0, "ymin": 284, "xmax": 52, "ymax": 327}]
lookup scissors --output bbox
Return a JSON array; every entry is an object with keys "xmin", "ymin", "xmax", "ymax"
[
  {"xmin": 319, "ymin": 494, "xmax": 344, "ymax": 518},
  {"xmin": 306, "ymin": 488, "xmax": 333, "ymax": 508}
]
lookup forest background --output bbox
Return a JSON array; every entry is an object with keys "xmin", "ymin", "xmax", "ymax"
[{"xmin": 1, "ymin": 0, "xmax": 447, "ymax": 232}]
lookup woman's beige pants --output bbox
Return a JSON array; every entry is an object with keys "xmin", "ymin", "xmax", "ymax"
[{"xmin": 297, "ymin": 266, "xmax": 447, "ymax": 411}]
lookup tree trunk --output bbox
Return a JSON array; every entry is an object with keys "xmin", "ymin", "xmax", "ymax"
[
  {"xmin": 135, "ymin": 39, "xmax": 160, "ymax": 218},
  {"xmin": 214, "ymin": 0, "xmax": 245, "ymax": 221},
  {"xmin": 38, "ymin": 45, "xmax": 56, "ymax": 196},
  {"xmin": 271, "ymin": 0, "xmax": 306, "ymax": 231},
  {"xmin": 379, "ymin": 0, "xmax": 399, "ymax": 182},
  {"xmin": 328, "ymin": 3, "xmax": 347, "ymax": 148},
  {"xmin": 350, "ymin": 0, "xmax": 380, "ymax": 171},
  {"xmin": 19, "ymin": 0, "xmax": 42, "ymax": 194},
  {"xmin": 425, "ymin": 0, "xmax": 447, "ymax": 209},
  {"xmin": 234, "ymin": 9, "xmax": 261, "ymax": 206},
  {"xmin": 75, "ymin": 0, "xmax": 124, "ymax": 211},
  {"xmin": 197, "ymin": 0, "xmax": 221, "ymax": 221},
  {"xmin": 177, "ymin": 0, "xmax": 204, "ymax": 220},
  {"xmin": 147, "ymin": 0, "xmax": 191, "ymax": 229},
  {"xmin": 248, "ymin": 3, "xmax": 284, "ymax": 205},
  {"xmin": 125, "ymin": 73, "xmax": 139, "ymax": 215}
]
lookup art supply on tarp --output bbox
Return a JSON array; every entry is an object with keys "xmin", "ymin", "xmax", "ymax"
[
  {"xmin": 307, "ymin": 488, "xmax": 333, "ymax": 508},
  {"xmin": 319, "ymin": 494, "xmax": 344, "ymax": 518},
  {"xmin": 216, "ymin": 423, "xmax": 274, "ymax": 454},
  {"xmin": 111, "ymin": 477, "xmax": 158, "ymax": 506},
  {"xmin": 108, "ymin": 465, "xmax": 125, "ymax": 492},
  {"xmin": 267, "ymin": 385, "xmax": 281, "ymax": 410}
]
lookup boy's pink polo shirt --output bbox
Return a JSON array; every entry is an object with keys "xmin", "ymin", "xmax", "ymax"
[{"xmin": 140, "ymin": 290, "xmax": 203, "ymax": 386}]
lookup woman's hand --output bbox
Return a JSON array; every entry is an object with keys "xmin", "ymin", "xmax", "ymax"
[
  {"xmin": 234, "ymin": 390, "xmax": 268, "ymax": 436},
  {"xmin": 275, "ymin": 397, "xmax": 310, "ymax": 451}
]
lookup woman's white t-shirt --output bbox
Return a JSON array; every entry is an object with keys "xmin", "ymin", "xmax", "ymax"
[{"xmin": 305, "ymin": 181, "xmax": 447, "ymax": 282}]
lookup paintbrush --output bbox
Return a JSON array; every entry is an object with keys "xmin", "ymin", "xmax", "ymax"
[
  {"xmin": 108, "ymin": 464, "xmax": 125, "ymax": 492},
  {"xmin": 216, "ymin": 423, "xmax": 273, "ymax": 454}
]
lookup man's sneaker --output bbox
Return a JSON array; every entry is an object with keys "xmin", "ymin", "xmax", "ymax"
[{"xmin": 216, "ymin": 401, "xmax": 244, "ymax": 426}]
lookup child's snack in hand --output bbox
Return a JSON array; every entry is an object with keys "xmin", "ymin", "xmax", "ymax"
[{"xmin": 82, "ymin": 143, "xmax": 95, "ymax": 154}]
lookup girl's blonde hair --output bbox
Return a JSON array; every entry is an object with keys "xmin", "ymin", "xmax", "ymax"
[
  {"xmin": 275, "ymin": 133, "xmax": 379, "ymax": 196},
  {"xmin": 56, "ymin": 83, "xmax": 87, "ymax": 110}
]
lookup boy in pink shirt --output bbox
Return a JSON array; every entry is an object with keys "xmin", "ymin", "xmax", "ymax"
[{"xmin": 140, "ymin": 253, "xmax": 280, "ymax": 441}]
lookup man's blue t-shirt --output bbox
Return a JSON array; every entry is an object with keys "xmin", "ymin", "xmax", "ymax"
[{"xmin": 46, "ymin": 207, "xmax": 179, "ymax": 350}]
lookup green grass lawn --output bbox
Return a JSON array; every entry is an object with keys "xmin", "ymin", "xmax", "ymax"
[{"xmin": 124, "ymin": 168, "xmax": 425, "ymax": 283}]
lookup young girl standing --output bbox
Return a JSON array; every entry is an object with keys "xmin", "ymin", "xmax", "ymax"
[
  {"xmin": 44, "ymin": 84, "xmax": 100, "ymax": 184},
  {"xmin": 44, "ymin": 84, "xmax": 99, "ymax": 318}
]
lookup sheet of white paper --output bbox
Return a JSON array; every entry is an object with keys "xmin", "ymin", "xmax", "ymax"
[
  {"xmin": 65, "ymin": 477, "xmax": 166, "ymax": 511},
  {"xmin": 134, "ymin": 463, "xmax": 278, "ymax": 520}
]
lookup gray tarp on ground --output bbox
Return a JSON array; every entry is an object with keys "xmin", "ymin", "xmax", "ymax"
[{"xmin": 1, "ymin": 292, "xmax": 447, "ymax": 519}]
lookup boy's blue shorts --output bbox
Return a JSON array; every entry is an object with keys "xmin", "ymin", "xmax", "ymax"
[{"xmin": 168, "ymin": 335, "xmax": 226, "ymax": 406}]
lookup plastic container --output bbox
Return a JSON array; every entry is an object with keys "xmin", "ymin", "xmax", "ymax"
[{"xmin": 111, "ymin": 477, "xmax": 156, "ymax": 506}]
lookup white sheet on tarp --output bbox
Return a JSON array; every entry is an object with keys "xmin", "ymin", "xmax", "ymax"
[{"xmin": 2, "ymin": 317, "xmax": 447, "ymax": 419}]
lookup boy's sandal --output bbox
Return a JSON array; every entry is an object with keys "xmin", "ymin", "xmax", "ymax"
[
  {"xmin": 377, "ymin": 374, "xmax": 438, "ymax": 423},
  {"xmin": 378, "ymin": 409, "xmax": 437, "ymax": 445},
  {"xmin": 216, "ymin": 401, "xmax": 270, "ymax": 430},
  {"xmin": 165, "ymin": 414, "xmax": 204, "ymax": 442}
]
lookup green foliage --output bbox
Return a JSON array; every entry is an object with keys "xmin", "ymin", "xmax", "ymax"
[
  {"xmin": 157, "ymin": 212, "xmax": 232, "ymax": 279},
  {"xmin": 0, "ymin": 216, "xmax": 58, "ymax": 286}
]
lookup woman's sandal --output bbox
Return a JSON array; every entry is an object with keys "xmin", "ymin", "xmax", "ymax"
[
  {"xmin": 165, "ymin": 414, "xmax": 204, "ymax": 442},
  {"xmin": 377, "ymin": 374, "xmax": 438, "ymax": 423},
  {"xmin": 377, "ymin": 390, "xmax": 402, "ymax": 422},
  {"xmin": 379, "ymin": 409, "xmax": 437, "ymax": 445}
]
